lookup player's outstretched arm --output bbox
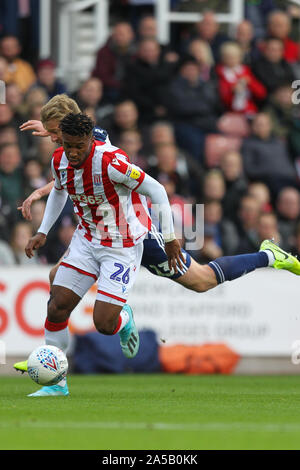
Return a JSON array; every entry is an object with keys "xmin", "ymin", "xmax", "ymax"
[
  {"xmin": 17, "ymin": 181, "xmax": 54, "ymax": 220},
  {"xmin": 135, "ymin": 173, "xmax": 185, "ymax": 273},
  {"xmin": 19, "ymin": 120, "xmax": 50, "ymax": 137},
  {"xmin": 25, "ymin": 186, "xmax": 68, "ymax": 258}
]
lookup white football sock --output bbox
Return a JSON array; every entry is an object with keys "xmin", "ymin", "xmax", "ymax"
[
  {"xmin": 262, "ymin": 249, "xmax": 276, "ymax": 267},
  {"xmin": 44, "ymin": 322, "xmax": 69, "ymax": 387},
  {"xmin": 45, "ymin": 326, "xmax": 69, "ymax": 353}
]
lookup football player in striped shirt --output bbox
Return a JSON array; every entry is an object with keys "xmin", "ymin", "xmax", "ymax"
[{"xmin": 21, "ymin": 111, "xmax": 184, "ymax": 397}]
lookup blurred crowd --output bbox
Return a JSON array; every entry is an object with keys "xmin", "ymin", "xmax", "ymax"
[{"xmin": 1, "ymin": 0, "xmax": 300, "ymax": 266}]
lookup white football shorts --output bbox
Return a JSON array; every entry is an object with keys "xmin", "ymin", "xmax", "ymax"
[{"xmin": 52, "ymin": 228, "xmax": 143, "ymax": 306}]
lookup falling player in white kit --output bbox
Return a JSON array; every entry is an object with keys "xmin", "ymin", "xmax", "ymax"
[{"xmin": 25, "ymin": 112, "xmax": 184, "ymax": 397}]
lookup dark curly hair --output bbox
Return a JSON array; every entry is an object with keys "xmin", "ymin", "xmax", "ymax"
[{"xmin": 59, "ymin": 112, "xmax": 94, "ymax": 136}]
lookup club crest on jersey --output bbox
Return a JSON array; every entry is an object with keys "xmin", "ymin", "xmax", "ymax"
[
  {"xmin": 60, "ymin": 170, "xmax": 66, "ymax": 180},
  {"xmin": 93, "ymin": 174, "xmax": 102, "ymax": 186}
]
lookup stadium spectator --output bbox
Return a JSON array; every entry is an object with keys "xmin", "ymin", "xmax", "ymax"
[
  {"xmin": 137, "ymin": 14, "xmax": 179, "ymax": 63},
  {"xmin": 149, "ymin": 121, "xmax": 176, "ymax": 150},
  {"xmin": 22, "ymin": 87, "xmax": 48, "ymax": 131},
  {"xmin": 34, "ymin": 59, "xmax": 67, "ymax": 100},
  {"xmin": 123, "ymin": 38, "xmax": 174, "ymax": 124},
  {"xmin": 149, "ymin": 121, "xmax": 203, "ymax": 200},
  {"xmin": 73, "ymin": 78, "xmax": 102, "ymax": 109},
  {"xmin": 137, "ymin": 15, "xmax": 157, "ymax": 40},
  {"xmin": 0, "ymin": 126, "xmax": 18, "ymax": 145},
  {"xmin": 159, "ymin": 174, "xmax": 194, "ymax": 246},
  {"xmin": 234, "ymin": 19, "xmax": 259, "ymax": 65},
  {"xmin": 4, "ymin": 84, "xmax": 35, "ymax": 155},
  {"xmin": 266, "ymin": 10, "xmax": 300, "ymax": 63},
  {"xmin": 276, "ymin": 187, "xmax": 300, "ymax": 250},
  {"xmin": 219, "ymin": 150, "xmax": 248, "ymax": 222},
  {"xmin": 244, "ymin": 0, "xmax": 274, "ymax": 39},
  {"xmin": 263, "ymin": 85, "xmax": 297, "ymax": 142},
  {"xmin": 187, "ymin": 39, "xmax": 215, "ymax": 81},
  {"xmin": 241, "ymin": 112, "xmax": 297, "ymax": 197},
  {"xmin": 234, "ymin": 195, "xmax": 261, "ymax": 254},
  {"xmin": 203, "ymin": 169, "xmax": 226, "ymax": 203},
  {"xmin": 34, "ymin": 137, "xmax": 58, "ymax": 169},
  {"xmin": 91, "ymin": 22, "xmax": 136, "ymax": 103},
  {"xmin": 24, "ymin": 86, "xmax": 48, "ymax": 109},
  {"xmin": 5, "ymin": 83, "xmax": 24, "ymax": 114},
  {"xmin": 23, "ymin": 158, "xmax": 47, "ymax": 198},
  {"xmin": 201, "ymin": 201, "xmax": 224, "ymax": 262},
  {"xmin": 103, "ymin": 99, "xmax": 146, "ymax": 145},
  {"xmin": 0, "ymin": 143, "xmax": 23, "ymax": 214},
  {"xmin": 118, "ymin": 129, "xmax": 148, "ymax": 170},
  {"xmin": 0, "ymin": 103, "xmax": 16, "ymax": 127},
  {"xmin": 257, "ymin": 212, "xmax": 281, "ymax": 245},
  {"xmin": 10, "ymin": 221, "xmax": 39, "ymax": 265},
  {"xmin": 200, "ymin": 199, "xmax": 241, "ymax": 260},
  {"xmin": 0, "ymin": 35, "xmax": 36, "ymax": 92},
  {"xmin": 148, "ymin": 143, "xmax": 195, "ymax": 199},
  {"xmin": 165, "ymin": 56, "xmax": 220, "ymax": 161},
  {"xmin": 193, "ymin": 11, "xmax": 230, "ymax": 61},
  {"xmin": 247, "ymin": 182, "xmax": 273, "ymax": 213},
  {"xmin": 41, "ymin": 215, "xmax": 77, "ymax": 264},
  {"xmin": 72, "ymin": 78, "xmax": 113, "ymax": 124},
  {"xmin": 252, "ymin": 37, "xmax": 295, "ymax": 93},
  {"xmin": 216, "ymin": 41, "xmax": 266, "ymax": 115}
]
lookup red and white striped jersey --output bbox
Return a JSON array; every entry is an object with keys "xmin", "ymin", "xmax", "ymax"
[{"xmin": 51, "ymin": 140, "xmax": 151, "ymax": 247}]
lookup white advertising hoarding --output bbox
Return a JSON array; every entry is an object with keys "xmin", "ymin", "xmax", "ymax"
[{"xmin": 0, "ymin": 266, "xmax": 298, "ymax": 356}]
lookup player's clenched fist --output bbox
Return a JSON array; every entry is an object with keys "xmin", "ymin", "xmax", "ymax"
[
  {"xmin": 164, "ymin": 238, "xmax": 185, "ymax": 274},
  {"xmin": 25, "ymin": 233, "xmax": 47, "ymax": 258}
]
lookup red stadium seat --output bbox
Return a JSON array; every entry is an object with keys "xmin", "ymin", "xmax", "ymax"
[
  {"xmin": 217, "ymin": 112, "xmax": 251, "ymax": 138},
  {"xmin": 205, "ymin": 134, "xmax": 242, "ymax": 167}
]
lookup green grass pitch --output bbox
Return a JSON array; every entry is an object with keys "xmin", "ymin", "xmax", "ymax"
[{"xmin": 1, "ymin": 374, "xmax": 300, "ymax": 450}]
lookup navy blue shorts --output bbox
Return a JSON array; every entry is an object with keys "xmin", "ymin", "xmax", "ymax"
[{"xmin": 141, "ymin": 224, "xmax": 191, "ymax": 280}]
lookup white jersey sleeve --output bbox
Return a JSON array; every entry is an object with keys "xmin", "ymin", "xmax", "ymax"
[{"xmin": 38, "ymin": 187, "xmax": 69, "ymax": 235}]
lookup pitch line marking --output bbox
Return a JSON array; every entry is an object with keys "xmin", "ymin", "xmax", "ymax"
[{"xmin": 1, "ymin": 421, "xmax": 300, "ymax": 433}]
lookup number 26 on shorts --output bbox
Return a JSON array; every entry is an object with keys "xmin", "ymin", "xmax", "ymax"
[{"xmin": 110, "ymin": 263, "xmax": 130, "ymax": 284}]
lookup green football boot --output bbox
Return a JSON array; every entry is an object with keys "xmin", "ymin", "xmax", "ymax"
[
  {"xmin": 13, "ymin": 360, "xmax": 28, "ymax": 374},
  {"xmin": 260, "ymin": 239, "xmax": 300, "ymax": 275}
]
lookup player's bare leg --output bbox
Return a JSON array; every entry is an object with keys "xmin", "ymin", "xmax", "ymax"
[
  {"xmin": 93, "ymin": 300, "xmax": 139, "ymax": 358},
  {"xmin": 47, "ymin": 285, "xmax": 80, "ymax": 324},
  {"xmin": 175, "ymin": 258, "xmax": 217, "ymax": 292},
  {"xmin": 175, "ymin": 242, "xmax": 300, "ymax": 293}
]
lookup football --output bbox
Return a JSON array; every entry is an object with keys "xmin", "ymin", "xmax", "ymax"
[{"xmin": 27, "ymin": 345, "xmax": 68, "ymax": 386}]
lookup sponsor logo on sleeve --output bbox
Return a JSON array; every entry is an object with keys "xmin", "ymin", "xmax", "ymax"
[{"xmin": 129, "ymin": 168, "xmax": 141, "ymax": 180}]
